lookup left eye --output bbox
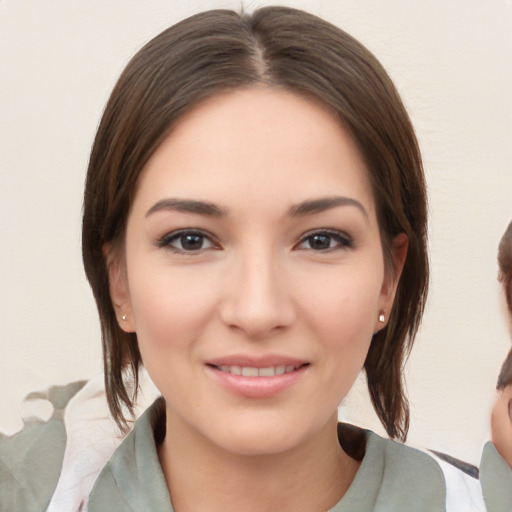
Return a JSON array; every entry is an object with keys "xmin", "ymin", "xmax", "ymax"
[
  {"xmin": 297, "ymin": 231, "xmax": 352, "ymax": 251},
  {"xmin": 156, "ymin": 230, "xmax": 216, "ymax": 252}
]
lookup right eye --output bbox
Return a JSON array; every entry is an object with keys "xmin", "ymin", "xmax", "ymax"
[{"xmin": 156, "ymin": 230, "xmax": 217, "ymax": 253}]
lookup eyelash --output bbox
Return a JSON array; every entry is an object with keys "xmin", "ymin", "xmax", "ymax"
[
  {"xmin": 295, "ymin": 229, "xmax": 353, "ymax": 252},
  {"xmin": 155, "ymin": 229, "xmax": 219, "ymax": 254},
  {"xmin": 155, "ymin": 228, "xmax": 353, "ymax": 254}
]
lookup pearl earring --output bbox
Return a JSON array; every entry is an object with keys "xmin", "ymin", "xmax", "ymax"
[
  {"xmin": 378, "ymin": 313, "xmax": 385, "ymax": 323},
  {"xmin": 121, "ymin": 314, "xmax": 127, "ymax": 321}
]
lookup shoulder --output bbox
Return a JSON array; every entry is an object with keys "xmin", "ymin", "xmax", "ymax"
[
  {"xmin": 376, "ymin": 433, "xmax": 488, "ymax": 512},
  {"xmin": 369, "ymin": 432, "xmax": 447, "ymax": 503},
  {"xmin": 479, "ymin": 441, "xmax": 512, "ymax": 512},
  {"xmin": 336, "ymin": 424, "xmax": 486, "ymax": 512},
  {"xmin": 88, "ymin": 398, "xmax": 172, "ymax": 512},
  {"xmin": 376, "ymin": 434, "xmax": 489, "ymax": 512}
]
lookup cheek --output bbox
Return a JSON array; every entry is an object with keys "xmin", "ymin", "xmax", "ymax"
[
  {"xmin": 490, "ymin": 392, "xmax": 512, "ymax": 466},
  {"xmin": 298, "ymin": 266, "xmax": 384, "ymax": 342},
  {"xmin": 126, "ymin": 265, "xmax": 222, "ymax": 398},
  {"xmin": 127, "ymin": 263, "xmax": 219, "ymax": 351},
  {"xmin": 294, "ymin": 264, "xmax": 384, "ymax": 400}
]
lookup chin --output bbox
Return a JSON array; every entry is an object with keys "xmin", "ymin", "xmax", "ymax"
[
  {"xmin": 205, "ymin": 411, "xmax": 331, "ymax": 458},
  {"xmin": 213, "ymin": 427, "xmax": 304, "ymax": 457}
]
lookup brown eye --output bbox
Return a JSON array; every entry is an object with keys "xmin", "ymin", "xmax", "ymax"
[
  {"xmin": 308, "ymin": 234, "xmax": 334, "ymax": 250},
  {"xmin": 297, "ymin": 230, "xmax": 352, "ymax": 251},
  {"xmin": 179, "ymin": 233, "xmax": 206, "ymax": 251},
  {"xmin": 156, "ymin": 230, "xmax": 216, "ymax": 253}
]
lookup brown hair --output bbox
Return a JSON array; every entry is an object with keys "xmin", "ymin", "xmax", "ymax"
[
  {"xmin": 498, "ymin": 221, "xmax": 512, "ymax": 314},
  {"xmin": 82, "ymin": 7, "xmax": 428, "ymax": 440},
  {"xmin": 497, "ymin": 350, "xmax": 512, "ymax": 390},
  {"xmin": 496, "ymin": 221, "xmax": 512, "ymax": 389}
]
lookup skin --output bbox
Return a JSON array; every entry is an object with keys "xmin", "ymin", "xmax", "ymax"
[
  {"xmin": 491, "ymin": 386, "xmax": 512, "ymax": 466},
  {"xmin": 491, "ymin": 283, "xmax": 512, "ymax": 467},
  {"xmin": 109, "ymin": 87, "xmax": 406, "ymax": 512}
]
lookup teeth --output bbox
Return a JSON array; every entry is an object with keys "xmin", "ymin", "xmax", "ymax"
[
  {"xmin": 275, "ymin": 365, "xmax": 285, "ymax": 375},
  {"xmin": 217, "ymin": 365, "xmax": 300, "ymax": 377},
  {"xmin": 242, "ymin": 367, "xmax": 259, "ymax": 377}
]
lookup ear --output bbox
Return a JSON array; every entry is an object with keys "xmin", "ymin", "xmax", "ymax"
[
  {"xmin": 103, "ymin": 243, "xmax": 136, "ymax": 333},
  {"xmin": 375, "ymin": 233, "xmax": 408, "ymax": 330}
]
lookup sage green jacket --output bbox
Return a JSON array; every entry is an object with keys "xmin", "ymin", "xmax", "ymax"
[{"xmin": 1, "ymin": 398, "xmax": 511, "ymax": 512}]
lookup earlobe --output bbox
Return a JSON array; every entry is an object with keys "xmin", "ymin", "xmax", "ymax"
[{"xmin": 103, "ymin": 243, "xmax": 136, "ymax": 333}]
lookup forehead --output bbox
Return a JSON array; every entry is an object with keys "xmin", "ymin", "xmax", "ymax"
[{"xmin": 134, "ymin": 86, "xmax": 376, "ymax": 219}]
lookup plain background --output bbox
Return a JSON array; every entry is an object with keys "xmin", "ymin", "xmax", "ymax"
[{"xmin": 1, "ymin": 0, "xmax": 511, "ymax": 465}]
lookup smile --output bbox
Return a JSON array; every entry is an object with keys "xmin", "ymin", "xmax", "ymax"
[
  {"xmin": 213, "ymin": 364, "xmax": 305, "ymax": 377},
  {"xmin": 206, "ymin": 360, "xmax": 309, "ymax": 398}
]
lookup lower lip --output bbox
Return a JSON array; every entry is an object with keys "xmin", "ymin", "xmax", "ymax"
[{"xmin": 206, "ymin": 365, "xmax": 308, "ymax": 399}]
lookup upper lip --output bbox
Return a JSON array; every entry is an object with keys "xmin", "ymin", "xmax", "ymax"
[{"xmin": 206, "ymin": 355, "xmax": 310, "ymax": 368}]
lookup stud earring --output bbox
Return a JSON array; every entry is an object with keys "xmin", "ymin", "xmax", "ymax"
[
  {"xmin": 121, "ymin": 314, "xmax": 127, "ymax": 321},
  {"xmin": 378, "ymin": 313, "xmax": 385, "ymax": 323}
]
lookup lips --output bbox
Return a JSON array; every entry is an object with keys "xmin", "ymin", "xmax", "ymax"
[{"xmin": 205, "ymin": 356, "xmax": 310, "ymax": 398}]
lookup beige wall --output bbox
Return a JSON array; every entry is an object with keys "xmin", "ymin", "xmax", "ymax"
[{"xmin": 1, "ymin": 0, "xmax": 511, "ymax": 465}]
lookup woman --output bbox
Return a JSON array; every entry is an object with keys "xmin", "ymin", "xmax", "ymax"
[
  {"xmin": 0, "ymin": 6, "xmax": 506, "ymax": 512},
  {"xmin": 80, "ymin": 7, "xmax": 490, "ymax": 511}
]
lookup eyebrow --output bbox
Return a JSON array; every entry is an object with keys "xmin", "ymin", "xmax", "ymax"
[
  {"xmin": 146, "ymin": 199, "xmax": 226, "ymax": 218},
  {"xmin": 145, "ymin": 195, "xmax": 368, "ymax": 219},
  {"xmin": 288, "ymin": 196, "xmax": 368, "ymax": 218}
]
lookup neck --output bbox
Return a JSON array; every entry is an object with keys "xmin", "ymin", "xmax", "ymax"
[{"xmin": 158, "ymin": 410, "xmax": 360, "ymax": 512}]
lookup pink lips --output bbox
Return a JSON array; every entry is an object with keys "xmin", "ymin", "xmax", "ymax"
[{"xmin": 205, "ymin": 355, "xmax": 310, "ymax": 399}]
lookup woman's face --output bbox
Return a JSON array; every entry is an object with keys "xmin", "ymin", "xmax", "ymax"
[{"xmin": 111, "ymin": 87, "xmax": 404, "ymax": 456}]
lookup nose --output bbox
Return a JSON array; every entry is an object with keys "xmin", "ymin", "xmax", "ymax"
[{"xmin": 219, "ymin": 248, "xmax": 296, "ymax": 339}]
